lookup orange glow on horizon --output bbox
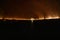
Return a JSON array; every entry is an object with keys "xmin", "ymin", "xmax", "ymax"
[{"xmin": 0, "ymin": 16, "xmax": 60, "ymax": 20}]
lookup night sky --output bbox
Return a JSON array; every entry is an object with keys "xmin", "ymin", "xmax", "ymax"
[{"xmin": 0, "ymin": 0, "xmax": 60, "ymax": 19}]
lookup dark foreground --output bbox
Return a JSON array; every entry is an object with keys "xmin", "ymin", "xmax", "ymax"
[{"xmin": 0, "ymin": 19, "xmax": 60, "ymax": 37}]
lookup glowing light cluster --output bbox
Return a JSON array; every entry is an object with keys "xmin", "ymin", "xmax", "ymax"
[
  {"xmin": 39, "ymin": 17, "xmax": 44, "ymax": 20},
  {"xmin": 45, "ymin": 16, "xmax": 60, "ymax": 19}
]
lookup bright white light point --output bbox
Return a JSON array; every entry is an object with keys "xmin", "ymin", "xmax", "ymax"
[{"xmin": 31, "ymin": 18, "xmax": 34, "ymax": 23}]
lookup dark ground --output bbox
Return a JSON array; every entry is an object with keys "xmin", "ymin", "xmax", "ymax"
[{"xmin": 0, "ymin": 19, "xmax": 60, "ymax": 37}]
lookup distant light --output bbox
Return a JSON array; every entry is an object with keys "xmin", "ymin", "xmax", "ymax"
[
  {"xmin": 46, "ymin": 17, "xmax": 52, "ymax": 19},
  {"xmin": 0, "ymin": 18, "xmax": 3, "ymax": 20},
  {"xmin": 31, "ymin": 18, "xmax": 34, "ymax": 23},
  {"xmin": 45, "ymin": 16, "xmax": 60, "ymax": 19},
  {"xmin": 39, "ymin": 17, "xmax": 44, "ymax": 20},
  {"xmin": 5, "ymin": 18, "xmax": 13, "ymax": 20}
]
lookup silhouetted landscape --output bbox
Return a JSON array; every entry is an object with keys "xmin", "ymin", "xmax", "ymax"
[{"xmin": 0, "ymin": 19, "xmax": 60, "ymax": 37}]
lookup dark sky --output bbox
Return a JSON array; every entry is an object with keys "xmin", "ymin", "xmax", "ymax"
[{"xmin": 0, "ymin": 0, "xmax": 60, "ymax": 19}]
